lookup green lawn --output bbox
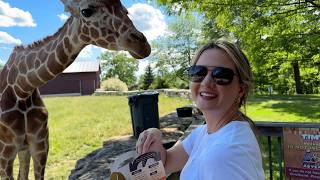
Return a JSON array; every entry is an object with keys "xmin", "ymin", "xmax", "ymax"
[{"xmin": 13, "ymin": 94, "xmax": 319, "ymax": 179}]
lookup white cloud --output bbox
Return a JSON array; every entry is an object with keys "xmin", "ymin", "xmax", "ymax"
[
  {"xmin": 0, "ymin": 0, "xmax": 36, "ymax": 27},
  {"xmin": 136, "ymin": 59, "xmax": 150, "ymax": 77},
  {"xmin": 58, "ymin": 13, "xmax": 69, "ymax": 22},
  {"xmin": 78, "ymin": 45, "xmax": 94, "ymax": 59},
  {"xmin": 0, "ymin": 31, "xmax": 21, "ymax": 45},
  {"xmin": 128, "ymin": 3, "xmax": 167, "ymax": 41}
]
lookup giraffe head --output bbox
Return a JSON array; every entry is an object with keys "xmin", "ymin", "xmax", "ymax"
[{"xmin": 60, "ymin": 0, "xmax": 151, "ymax": 59}]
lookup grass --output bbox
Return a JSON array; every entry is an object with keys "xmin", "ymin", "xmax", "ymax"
[
  {"xmin": 13, "ymin": 95, "xmax": 191, "ymax": 179},
  {"xmin": 246, "ymin": 94, "xmax": 320, "ymax": 122},
  {"xmin": 12, "ymin": 94, "xmax": 320, "ymax": 179}
]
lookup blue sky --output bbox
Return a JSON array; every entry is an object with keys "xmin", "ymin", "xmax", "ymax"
[{"xmin": 0, "ymin": 0, "xmax": 169, "ymax": 75}]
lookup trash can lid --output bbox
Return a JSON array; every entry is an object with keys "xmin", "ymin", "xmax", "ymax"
[{"xmin": 128, "ymin": 91, "xmax": 159, "ymax": 105}]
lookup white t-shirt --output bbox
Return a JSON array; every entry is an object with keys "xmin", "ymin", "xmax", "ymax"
[{"xmin": 180, "ymin": 121, "xmax": 265, "ymax": 180}]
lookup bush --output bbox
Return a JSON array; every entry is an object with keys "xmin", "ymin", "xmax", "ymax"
[{"xmin": 101, "ymin": 77, "xmax": 128, "ymax": 91}]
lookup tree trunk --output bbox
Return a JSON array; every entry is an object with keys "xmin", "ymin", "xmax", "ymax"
[{"xmin": 292, "ymin": 61, "xmax": 303, "ymax": 94}]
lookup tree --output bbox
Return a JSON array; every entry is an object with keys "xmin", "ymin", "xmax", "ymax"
[
  {"xmin": 100, "ymin": 51, "xmax": 139, "ymax": 88},
  {"xmin": 151, "ymin": 12, "xmax": 205, "ymax": 88},
  {"xmin": 155, "ymin": 0, "xmax": 320, "ymax": 94},
  {"xmin": 142, "ymin": 64, "xmax": 154, "ymax": 90}
]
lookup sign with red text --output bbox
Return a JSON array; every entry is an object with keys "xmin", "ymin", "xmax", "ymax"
[{"xmin": 284, "ymin": 127, "xmax": 320, "ymax": 179}]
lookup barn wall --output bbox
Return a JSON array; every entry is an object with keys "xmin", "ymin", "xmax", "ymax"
[{"xmin": 39, "ymin": 72, "xmax": 100, "ymax": 95}]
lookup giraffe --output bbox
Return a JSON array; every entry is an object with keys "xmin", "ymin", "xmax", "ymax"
[{"xmin": 0, "ymin": 0, "xmax": 151, "ymax": 179}]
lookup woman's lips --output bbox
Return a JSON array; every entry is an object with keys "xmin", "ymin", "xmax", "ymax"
[{"xmin": 200, "ymin": 91, "xmax": 217, "ymax": 100}]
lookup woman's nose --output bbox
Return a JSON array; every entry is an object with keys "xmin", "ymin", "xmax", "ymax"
[{"xmin": 201, "ymin": 73, "xmax": 215, "ymax": 87}]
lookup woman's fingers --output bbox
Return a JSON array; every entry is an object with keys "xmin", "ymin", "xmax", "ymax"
[{"xmin": 136, "ymin": 128, "xmax": 162, "ymax": 155}]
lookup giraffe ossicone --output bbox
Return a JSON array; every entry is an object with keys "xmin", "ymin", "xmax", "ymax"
[{"xmin": 0, "ymin": 0, "xmax": 151, "ymax": 179}]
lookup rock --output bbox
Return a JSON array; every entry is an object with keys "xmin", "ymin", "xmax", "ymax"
[{"xmin": 68, "ymin": 107, "xmax": 204, "ymax": 180}]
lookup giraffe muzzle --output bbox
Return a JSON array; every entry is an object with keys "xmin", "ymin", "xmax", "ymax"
[{"xmin": 127, "ymin": 33, "xmax": 151, "ymax": 59}]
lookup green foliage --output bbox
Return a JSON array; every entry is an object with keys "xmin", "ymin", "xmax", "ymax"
[
  {"xmin": 155, "ymin": 0, "xmax": 320, "ymax": 94},
  {"xmin": 100, "ymin": 51, "xmax": 138, "ymax": 87},
  {"xmin": 151, "ymin": 12, "xmax": 205, "ymax": 85},
  {"xmin": 101, "ymin": 77, "xmax": 128, "ymax": 91},
  {"xmin": 142, "ymin": 64, "xmax": 155, "ymax": 90}
]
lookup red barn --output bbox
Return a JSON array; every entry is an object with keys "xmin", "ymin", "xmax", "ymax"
[{"xmin": 39, "ymin": 61, "xmax": 101, "ymax": 95}]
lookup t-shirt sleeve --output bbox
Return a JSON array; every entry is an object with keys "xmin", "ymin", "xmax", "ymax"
[
  {"xmin": 181, "ymin": 126, "xmax": 202, "ymax": 156},
  {"xmin": 199, "ymin": 144, "xmax": 259, "ymax": 180}
]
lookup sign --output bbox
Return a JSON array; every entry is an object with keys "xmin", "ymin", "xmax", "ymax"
[
  {"xmin": 284, "ymin": 127, "xmax": 320, "ymax": 179},
  {"xmin": 129, "ymin": 152, "xmax": 166, "ymax": 180}
]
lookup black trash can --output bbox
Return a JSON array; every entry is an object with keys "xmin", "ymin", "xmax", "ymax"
[{"xmin": 128, "ymin": 91, "xmax": 160, "ymax": 139}]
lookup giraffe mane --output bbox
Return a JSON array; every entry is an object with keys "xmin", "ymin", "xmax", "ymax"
[{"xmin": 14, "ymin": 17, "xmax": 73, "ymax": 51}]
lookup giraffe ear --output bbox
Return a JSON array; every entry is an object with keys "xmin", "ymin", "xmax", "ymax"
[{"xmin": 60, "ymin": 0, "xmax": 80, "ymax": 17}]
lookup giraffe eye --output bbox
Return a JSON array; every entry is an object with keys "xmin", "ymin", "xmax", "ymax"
[{"xmin": 81, "ymin": 8, "xmax": 95, "ymax": 18}]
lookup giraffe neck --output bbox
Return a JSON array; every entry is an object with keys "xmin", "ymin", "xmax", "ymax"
[{"xmin": 5, "ymin": 17, "xmax": 89, "ymax": 99}]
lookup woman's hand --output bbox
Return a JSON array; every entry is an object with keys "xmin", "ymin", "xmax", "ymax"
[{"xmin": 136, "ymin": 128, "xmax": 163, "ymax": 155}]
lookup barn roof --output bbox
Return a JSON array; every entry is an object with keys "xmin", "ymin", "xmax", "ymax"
[{"xmin": 63, "ymin": 61, "xmax": 100, "ymax": 73}]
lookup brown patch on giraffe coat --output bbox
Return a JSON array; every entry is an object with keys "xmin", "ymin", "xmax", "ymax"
[
  {"xmin": 37, "ymin": 152, "xmax": 48, "ymax": 166},
  {"xmin": 8, "ymin": 65, "xmax": 18, "ymax": 85},
  {"xmin": 26, "ymin": 53, "xmax": 36, "ymax": 70},
  {"xmin": 18, "ymin": 100, "xmax": 27, "ymax": 111},
  {"xmin": 51, "ymin": 40, "xmax": 58, "ymax": 51},
  {"xmin": 34, "ymin": 141, "xmax": 46, "ymax": 152},
  {"xmin": 0, "ymin": 69, "xmax": 8, "ymax": 91},
  {"xmin": 31, "ymin": 91, "xmax": 45, "ymax": 107},
  {"xmin": 63, "ymin": 38, "xmax": 73, "ymax": 53},
  {"xmin": 0, "ymin": 124, "xmax": 14, "ymax": 144},
  {"xmin": 37, "ymin": 126, "xmax": 48, "ymax": 140},
  {"xmin": 120, "ymin": 25, "xmax": 127, "ymax": 34},
  {"xmin": 106, "ymin": 36, "xmax": 116, "ymax": 43},
  {"xmin": 93, "ymin": 22, "xmax": 99, "ymax": 28},
  {"xmin": 27, "ymin": 71, "xmax": 43, "ymax": 87},
  {"xmin": 57, "ymin": 43, "xmax": 68, "ymax": 64},
  {"xmin": 27, "ymin": 109, "xmax": 48, "ymax": 134},
  {"xmin": 72, "ymin": 34, "xmax": 79, "ymax": 44},
  {"xmin": 90, "ymin": 27, "xmax": 99, "ymax": 39},
  {"xmin": 0, "ymin": 158, "xmax": 7, "ymax": 170},
  {"xmin": 3, "ymin": 145, "xmax": 16, "ymax": 159},
  {"xmin": 46, "ymin": 42, "xmax": 53, "ymax": 52},
  {"xmin": 18, "ymin": 60, "xmax": 28, "ymax": 74},
  {"xmin": 0, "ymin": 142, "xmax": 4, "ymax": 153},
  {"xmin": 47, "ymin": 54, "xmax": 64, "ymax": 75},
  {"xmin": 35, "ymin": 59, "xmax": 41, "ymax": 69},
  {"xmin": 37, "ymin": 65, "xmax": 55, "ymax": 82},
  {"xmin": 80, "ymin": 35, "xmax": 90, "ymax": 43},
  {"xmin": 96, "ymin": 39, "xmax": 109, "ymax": 47},
  {"xmin": 17, "ymin": 75, "xmax": 34, "ymax": 92},
  {"xmin": 38, "ymin": 49, "xmax": 48, "ymax": 63},
  {"xmin": 113, "ymin": 20, "xmax": 121, "ymax": 31},
  {"xmin": 13, "ymin": 85, "xmax": 30, "ymax": 98},
  {"xmin": 0, "ymin": 110, "xmax": 24, "ymax": 135},
  {"xmin": 0, "ymin": 87, "xmax": 16, "ymax": 111},
  {"xmin": 82, "ymin": 25, "xmax": 89, "ymax": 35}
]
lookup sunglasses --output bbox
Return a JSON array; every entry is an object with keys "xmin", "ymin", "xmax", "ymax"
[{"xmin": 187, "ymin": 65, "xmax": 237, "ymax": 85}]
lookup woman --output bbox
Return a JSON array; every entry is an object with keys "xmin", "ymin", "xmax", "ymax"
[{"xmin": 136, "ymin": 41, "xmax": 265, "ymax": 179}]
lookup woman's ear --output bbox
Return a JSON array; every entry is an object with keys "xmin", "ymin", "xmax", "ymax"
[{"xmin": 238, "ymin": 83, "xmax": 246, "ymax": 99}]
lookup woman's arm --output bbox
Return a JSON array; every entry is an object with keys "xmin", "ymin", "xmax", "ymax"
[{"xmin": 136, "ymin": 128, "xmax": 188, "ymax": 174}]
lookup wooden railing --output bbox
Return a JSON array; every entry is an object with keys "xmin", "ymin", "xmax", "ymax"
[{"xmin": 256, "ymin": 121, "xmax": 320, "ymax": 180}]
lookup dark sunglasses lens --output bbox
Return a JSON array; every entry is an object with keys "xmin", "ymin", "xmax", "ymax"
[
  {"xmin": 212, "ymin": 67, "xmax": 235, "ymax": 85},
  {"xmin": 188, "ymin": 66, "xmax": 207, "ymax": 82}
]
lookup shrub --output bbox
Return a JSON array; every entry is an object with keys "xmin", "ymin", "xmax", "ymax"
[{"xmin": 101, "ymin": 77, "xmax": 128, "ymax": 91}]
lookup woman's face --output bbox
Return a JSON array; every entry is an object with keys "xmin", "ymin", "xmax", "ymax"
[{"xmin": 190, "ymin": 48, "xmax": 244, "ymax": 114}]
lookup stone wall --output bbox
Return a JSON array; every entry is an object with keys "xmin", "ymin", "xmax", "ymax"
[
  {"xmin": 94, "ymin": 89, "xmax": 191, "ymax": 100},
  {"xmin": 68, "ymin": 108, "xmax": 204, "ymax": 180}
]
